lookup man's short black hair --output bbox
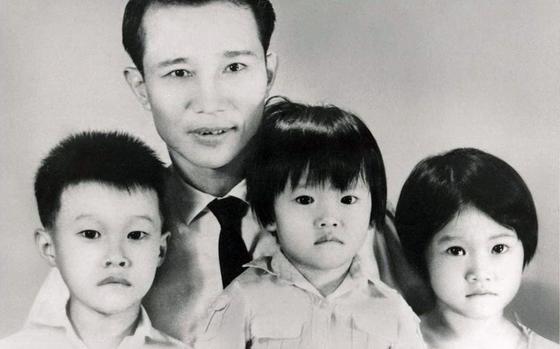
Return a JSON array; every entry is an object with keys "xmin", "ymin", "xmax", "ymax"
[
  {"xmin": 247, "ymin": 97, "xmax": 387, "ymax": 230},
  {"xmin": 35, "ymin": 131, "xmax": 166, "ymax": 230},
  {"xmin": 122, "ymin": 0, "xmax": 276, "ymax": 74},
  {"xmin": 395, "ymin": 148, "xmax": 538, "ymax": 279}
]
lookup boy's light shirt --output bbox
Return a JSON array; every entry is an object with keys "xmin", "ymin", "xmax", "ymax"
[
  {"xmin": 0, "ymin": 268, "xmax": 187, "ymax": 349},
  {"xmin": 195, "ymin": 251, "xmax": 425, "ymax": 349}
]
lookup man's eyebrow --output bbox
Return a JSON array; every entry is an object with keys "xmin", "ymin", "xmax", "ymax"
[
  {"xmin": 224, "ymin": 50, "xmax": 257, "ymax": 58},
  {"xmin": 156, "ymin": 57, "xmax": 189, "ymax": 68}
]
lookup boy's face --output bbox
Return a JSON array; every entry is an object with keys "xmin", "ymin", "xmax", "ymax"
[
  {"xmin": 40, "ymin": 182, "xmax": 167, "ymax": 316},
  {"xmin": 425, "ymin": 206, "xmax": 524, "ymax": 320},
  {"xmin": 266, "ymin": 177, "xmax": 372, "ymax": 274},
  {"xmin": 126, "ymin": 2, "xmax": 277, "ymax": 173}
]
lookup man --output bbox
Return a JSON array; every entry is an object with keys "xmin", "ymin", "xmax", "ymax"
[{"xmin": 28, "ymin": 0, "xmax": 430, "ymax": 344}]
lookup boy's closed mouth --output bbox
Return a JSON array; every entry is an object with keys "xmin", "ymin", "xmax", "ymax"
[
  {"xmin": 97, "ymin": 276, "xmax": 132, "ymax": 287},
  {"xmin": 314, "ymin": 236, "xmax": 343, "ymax": 245}
]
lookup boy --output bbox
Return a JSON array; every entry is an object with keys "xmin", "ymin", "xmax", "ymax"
[
  {"xmin": 0, "ymin": 132, "xmax": 187, "ymax": 348},
  {"xmin": 195, "ymin": 99, "xmax": 425, "ymax": 348}
]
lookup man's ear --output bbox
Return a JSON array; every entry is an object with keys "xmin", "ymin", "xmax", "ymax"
[
  {"xmin": 264, "ymin": 51, "xmax": 278, "ymax": 93},
  {"xmin": 157, "ymin": 231, "xmax": 170, "ymax": 267},
  {"xmin": 124, "ymin": 67, "xmax": 151, "ymax": 111},
  {"xmin": 35, "ymin": 228, "xmax": 56, "ymax": 267}
]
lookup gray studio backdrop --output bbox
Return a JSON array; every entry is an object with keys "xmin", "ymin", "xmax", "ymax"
[{"xmin": 1, "ymin": 0, "xmax": 558, "ymax": 342}]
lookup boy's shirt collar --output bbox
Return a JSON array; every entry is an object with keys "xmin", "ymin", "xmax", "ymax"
[
  {"xmin": 245, "ymin": 251, "xmax": 378, "ymax": 300},
  {"xmin": 167, "ymin": 166, "xmax": 247, "ymax": 225},
  {"xmin": 25, "ymin": 268, "xmax": 175, "ymax": 347}
]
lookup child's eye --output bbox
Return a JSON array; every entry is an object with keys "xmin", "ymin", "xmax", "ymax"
[
  {"xmin": 340, "ymin": 195, "xmax": 358, "ymax": 205},
  {"xmin": 224, "ymin": 63, "xmax": 246, "ymax": 73},
  {"xmin": 295, "ymin": 196, "xmax": 314, "ymax": 205},
  {"xmin": 78, "ymin": 230, "xmax": 100, "ymax": 239},
  {"xmin": 491, "ymin": 244, "xmax": 509, "ymax": 254},
  {"xmin": 167, "ymin": 69, "xmax": 193, "ymax": 78},
  {"xmin": 128, "ymin": 231, "xmax": 148, "ymax": 240},
  {"xmin": 446, "ymin": 246, "xmax": 466, "ymax": 256}
]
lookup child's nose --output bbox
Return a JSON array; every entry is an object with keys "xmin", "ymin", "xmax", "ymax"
[
  {"xmin": 314, "ymin": 216, "xmax": 339, "ymax": 228},
  {"xmin": 104, "ymin": 245, "xmax": 130, "ymax": 268},
  {"xmin": 465, "ymin": 257, "xmax": 493, "ymax": 283}
]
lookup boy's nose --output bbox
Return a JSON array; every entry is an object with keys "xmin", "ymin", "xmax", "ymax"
[
  {"xmin": 105, "ymin": 255, "xmax": 131, "ymax": 268},
  {"xmin": 314, "ymin": 216, "xmax": 339, "ymax": 228}
]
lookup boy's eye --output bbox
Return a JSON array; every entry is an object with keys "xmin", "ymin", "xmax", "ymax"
[
  {"xmin": 168, "ymin": 69, "xmax": 193, "ymax": 78},
  {"xmin": 128, "ymin": 231, "xmax": 148, "ymax": 240},
  {"xmin": 446, "ymin": 246, "xmax": 466, "ymax": 256},
  {"xmin": 340, "ymin": 195, "xmax": 358, "ymax": 205},
  {"xmin": 78, "ymin": 230, "xmax": 100, "ymax": 239},
  {"xmin": 491, "ymin": 244, "xmax": 509, "ymax": 254},
  {"xmin": 224, "ymin": 63, "xmax": 246, "ymax": 73},
  {"xmin": 295, "ymin": 196, "xmax": 314, "ymax": 205}
]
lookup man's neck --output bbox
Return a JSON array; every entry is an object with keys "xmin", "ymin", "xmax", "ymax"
[{"xmin": 171, "ymin": 152, "xmax": 245, "ymax": 197}]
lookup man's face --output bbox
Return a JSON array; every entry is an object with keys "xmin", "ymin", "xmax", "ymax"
[{"xmin": 131, "ymin": 2, "xmax": 276, "ymax": 172}]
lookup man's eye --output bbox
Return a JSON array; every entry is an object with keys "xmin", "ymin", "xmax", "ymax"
[
  {"xmin": 128, "ymin": 231, "xmax": 147, "ymax": 240},
  {"xmin": 446, "ymin": 246, "xmax": 466, "ymax": 256},
  {"xmin": 295, "ymin": 196, "xmax": 314, "ymax": 205},
  {"xmin": 492, "ymin": 244, "xmax": 509, "ymax": 254},
  {"xmin": 340, "ymin": 195, "xmax": 358, "ymax": 205},
  {"xmin": 168, "ymin": 69, "xmax": 193, "ymax": 78},
  {"xmin": 224, "ymin": 63, "xmax": 246, "ymax": 73},
  {"xmin": 79, "ymin": 230, "xmax": 100, "ymax": 239}
]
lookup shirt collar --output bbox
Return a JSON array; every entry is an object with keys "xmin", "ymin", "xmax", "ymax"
[
  {"xmin": 166, "ymin": 166, "xmax": 248, "ymax": 225},
  {"xmin": 246, "ymin": 251, "xmax": 376, "ymax": 299},
  {"xmin": 25, "ymin": 268, "xmax": 169, "ymax": 345}
]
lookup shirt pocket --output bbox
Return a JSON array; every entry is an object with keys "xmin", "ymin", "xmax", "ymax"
[
  {"xmin": 250, "ymin": 313, "xmax": 304, "ymax": 349},
  {"xmin": 350, "ymin": 312, "xmax": 396, "ymax": 349}
]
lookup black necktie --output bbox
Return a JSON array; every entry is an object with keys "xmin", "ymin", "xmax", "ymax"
[{"xmin": 207, "ymin": 196, "xmax": 251, "ymax": 288}]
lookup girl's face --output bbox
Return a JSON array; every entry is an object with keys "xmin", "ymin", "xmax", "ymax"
[{"xmin": 425, "ymin": 206, "xmax": 524, "ymax": 320}]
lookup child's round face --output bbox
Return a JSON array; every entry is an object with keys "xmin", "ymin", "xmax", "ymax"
[
  {"xmin": 51, "ymin": 182, "xmax": 166, "ymax": 316},
  {"xmin": 266, "ymin": 177, "xmax": 372, "ymax": 273},
  {"xmin": 425, "ymin": 206, "xmax": 524, "ymax": 320}
]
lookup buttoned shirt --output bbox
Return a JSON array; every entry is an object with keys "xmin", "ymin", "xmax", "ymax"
[
  {"xmin": 195, "ymin": 251, "xmax": 425, "ymax": 349},
  {"xmin": 0, "ymin": 269, "xmax": 187, "ymax": 349},
  {"xmin": 26, "ymin": 166, "xmax": 429, "ymax": 343}
]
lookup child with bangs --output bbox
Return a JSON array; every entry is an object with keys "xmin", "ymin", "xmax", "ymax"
[
  {"xmin": 195, "ymin": 98, "xmax": 425, "ymax": 349},
  {"xmin": 395, "ymin": 148, "xmax": 559, "ymax": 349}
]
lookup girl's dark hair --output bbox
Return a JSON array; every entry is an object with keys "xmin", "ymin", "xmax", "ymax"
[
  {"xmin": 395, "ymin": 148, "xmax": 538, "ymax": 279},
  {"xmin": 246, "ymin": 97, "xmax": 387, "ymax": 230}
]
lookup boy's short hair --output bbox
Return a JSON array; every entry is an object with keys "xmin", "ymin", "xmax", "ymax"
[
  {"xmin": 395, "ymin": 148, "xmax": 538, "ymax": 279},
  {"xmin": 122, "ymin": 0, "xmax": 276, "ymax": 74},
  {"xmin": 35, "ymin": 131, "xmax": 166, "ymax": 230},
  {"xmin": 247, "ymin": 97, "xmax": 387, "ymax": 230}
]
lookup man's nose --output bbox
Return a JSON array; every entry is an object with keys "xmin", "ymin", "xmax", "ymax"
[{"xmin": 191, "ymin": 76, "xmax": 224, "ymax": 114}]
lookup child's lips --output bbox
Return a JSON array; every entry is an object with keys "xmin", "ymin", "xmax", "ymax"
[
  {"xmin": 466, "ymin": 290, "xmax": 497, "ymax": 297},
  {"xmin": 97, "ymin": 276, "xmax": 131, "ymax": 287},
  {"xmin": 314, "ymin": 236, "xmax": 343, "ymax": 245}
]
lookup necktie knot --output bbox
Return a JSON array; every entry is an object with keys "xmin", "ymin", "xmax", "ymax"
[{"xmin": 207, "ymin": 197, "xmax": 249, "ymax": 228}]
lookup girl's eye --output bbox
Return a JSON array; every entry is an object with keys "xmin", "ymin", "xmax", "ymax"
[
  {"xmin": 340, "ymin": 195, "xmax": 358, "ymax": 205},
  {"xmin": 225, "ymin": 63, "xmax": 246, "ymax": 73},
  {"xmin": 492, "ymin": 244, "xmax": 509, "ymax": 254},
  {"xmin": 128, "ymin": 231, "xmax": 147, "ymax": 240},
  {"xmin": 169, "ymin": 69, "xmax": 193, "ymax": 78},
  {"xmin": 295, "ymin": 196, "xmax": 314, "ymax": 205},
  {"xmin": 79, "ymin": 230, "xmax": 100, "ymax": 239},
  {"xmin": 446, "ymin": 246, "xmax": 466, "ymax": 256}
]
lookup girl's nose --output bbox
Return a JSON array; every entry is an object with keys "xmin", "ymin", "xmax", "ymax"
[
  {"xmin": 314, "ymin": 216, "xmax": 339, "ymax": 228},
  {"xmin": 465, "ymin": 257, "xmax": 493, "ymax": 282},
  {"xmin": 105, "ymin": 255, "xmax": 131, "ymax": 268}
]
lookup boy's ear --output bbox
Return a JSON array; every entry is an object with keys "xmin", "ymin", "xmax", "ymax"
[
  {"xmin": 35, "ymin": 228, "xmax": 56, "ymax": 267},
  {"xmin": 264, "ymin": 51, "xmax": 278, "ymax": 94},
  {"xmin": 123, "ymin": 67, "xmax": 151, "ymax": 111},
  {"xmin": 264, "ymin": 222, "xmax": 277, "ymax": 233},
  {"xmin": 157, "ymin": 231, "xmax": 170, "ymax": 267}
]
